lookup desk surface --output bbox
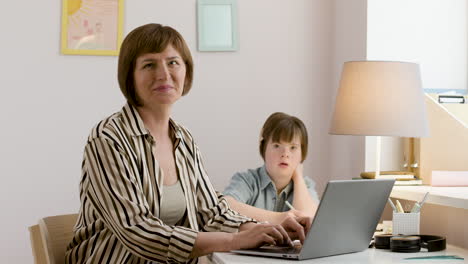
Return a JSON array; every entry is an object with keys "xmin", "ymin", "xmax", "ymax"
[
  {"xmin": 391, "ymin": 186, "xmax": 468, "ymax": 209},
  {"xmin": 209, "ymin": 245, "xmax": 468, "ymax": 264}
]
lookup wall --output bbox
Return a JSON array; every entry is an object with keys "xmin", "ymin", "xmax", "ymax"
[
  {"xmin": 0, "ymin": 1, "xmax": 334, "ymax": 262},
  {"xmin": 367, "ymin": 0, "xmax": 467, "ymax": 90},
  {"xmin": 365, "ymin": 0, "xmax": 468, "ymax": 172},
  {"xmin": 329, "ymin": 0, "xmax": 368, "ymax": 180},
  {"xmin": 367, "ymin": 0, "xmax": 468, "ymax": 249},
  {"xmin": 365, "ymin": 136, "xmax": 404, "ymax": 172}
]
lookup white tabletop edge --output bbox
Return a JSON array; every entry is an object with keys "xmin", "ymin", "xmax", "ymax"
[
  {"xmin": 391, "ymin": 186, "xmax": 468, "ymax": 210},
  {"xmin": 209, "ymin": 244, "xmax": 468, "ymax": 264}
]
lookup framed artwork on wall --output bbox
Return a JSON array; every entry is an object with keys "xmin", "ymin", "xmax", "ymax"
[
  {"xmin": 197, "ymin": 0, "xmax": 238, "ymax": 51},
  {"xmin": 60, "ymin": 0, "xmax": 124, "ymax": 56}
]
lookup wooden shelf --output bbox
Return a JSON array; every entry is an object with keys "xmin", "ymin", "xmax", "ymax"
[{"xmin": 391, "ymin": 185, "xmax": 468, "ymax": 210}]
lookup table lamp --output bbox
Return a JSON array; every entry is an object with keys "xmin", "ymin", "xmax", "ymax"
[{"xmin": 329, "ymin": 61, "xmax": 429, "ymax": 178}]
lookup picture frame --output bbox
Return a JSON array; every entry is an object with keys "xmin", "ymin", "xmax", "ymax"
[
  {"xmin": 197, "ymin": 0, "xmax": 238, "ymax": 51},
  {"xmin": 60, "ymin": 0, "xmax": 124, "ymax": 56}
]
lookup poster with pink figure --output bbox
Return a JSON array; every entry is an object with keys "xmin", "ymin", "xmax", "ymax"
[{"xmin": 61, "ymin": 0, "xmax": 124, "ymax": 56}]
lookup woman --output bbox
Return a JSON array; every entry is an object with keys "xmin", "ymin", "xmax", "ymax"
[{"xmin": 65, "ymin": 24, "xmax": 310, "ymax": 264}]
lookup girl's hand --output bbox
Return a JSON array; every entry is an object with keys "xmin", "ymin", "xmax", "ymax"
[
  {"xmin": 292, "ymin": 163, "xmax": 304, "ymax": 182},
  {"xmin": 272, "ymin": 209, "xmax": 307, "ymax": 225},
  {"xmin": 286, "ymin": 208, "xmax": 307, "ymax": 219}
]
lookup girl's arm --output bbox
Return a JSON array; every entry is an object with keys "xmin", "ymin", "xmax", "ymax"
[
  {"xmin": 291, "ymin": 164, "xmax": 319, "ymax": 218},
  {"xmin": 224, "ymin": 196, "xmax": 292, "ymax": 224}
]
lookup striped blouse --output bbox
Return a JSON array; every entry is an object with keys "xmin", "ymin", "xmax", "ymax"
[{"xmin": 65, "ymin": 104, "xmax": 253, "ymax": 264}]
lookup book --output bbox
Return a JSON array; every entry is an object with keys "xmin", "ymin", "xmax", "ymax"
[
  {"xmin": 438, "ymin": 95, "xmax": 465, "ymax": 104},
  {"xmin": 432, "ymin": 170, "xmax": 468, "ymax": 186},
  {"xmin": 351, "ymin": 177, "xmax": 423, "ymax": 186},
  {"xmin": 352, "ymin": 177, "xmax": 423, "ymax": 186},
  {"xmin": 360, "ymin": 171, "xmax": 415, "ymax": 180},
  {"xmin": 394, "ymin": 179, "xmax": 423, "ymax": 186}
]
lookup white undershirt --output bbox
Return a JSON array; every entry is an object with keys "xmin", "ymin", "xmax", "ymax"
[{"xmin": 159, "ymin": 180, "xmax": 187, "ymax": 226}]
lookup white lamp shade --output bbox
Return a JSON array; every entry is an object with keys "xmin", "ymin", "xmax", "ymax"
[{"xmin": 329, "ymin": 61, "xmax": 429, "ymax": 137}]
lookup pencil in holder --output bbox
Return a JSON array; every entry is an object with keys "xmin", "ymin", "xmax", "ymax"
[{"xmin": 392, "ymin": 212, "xmax": 420, "ymax": 235}]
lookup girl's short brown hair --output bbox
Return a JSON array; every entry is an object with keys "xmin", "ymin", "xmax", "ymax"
[
  {"xmin": 259, "ymin": 112, "xmax": 308, "ymax": 162},
  {"xmin": 118, "ymin": 23, "xmax": 194, "ymax": 106}
]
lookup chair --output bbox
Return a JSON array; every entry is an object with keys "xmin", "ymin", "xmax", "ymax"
[
  {"xmin": 29, "ymin": 225, "xmax": 47, "ymax": 264},
  {"xmin": 28, "ymin": 214, "xmax": 78, "ymax": 264}
]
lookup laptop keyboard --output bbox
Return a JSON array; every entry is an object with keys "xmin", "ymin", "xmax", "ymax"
[{"xmin": 256, "ymin": 245, "xmax": 302, "ymax": 254}]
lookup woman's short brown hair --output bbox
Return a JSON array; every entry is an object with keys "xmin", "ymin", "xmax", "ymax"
[
  {"xmin": 259, "ymin": 112, "xmax": 308, "ymax": 162},
  {"xmin": 118, "ymin": 23, "xmax": 194, "ymax": 106}
]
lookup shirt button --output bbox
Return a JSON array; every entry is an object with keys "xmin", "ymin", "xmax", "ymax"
[{"xmin": 147, "ymin": 135, "xmax": 154, "ymax": 144}]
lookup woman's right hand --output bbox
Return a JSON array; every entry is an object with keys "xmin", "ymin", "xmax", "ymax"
[
  {"xmin": 279, "ymin": 215, "xmax": 312, "ymax": 244},
  {"xmin": 232, "ymin": 223, "xmax": 292, "ymax": 250}
]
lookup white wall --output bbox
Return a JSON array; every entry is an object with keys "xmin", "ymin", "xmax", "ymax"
[
  {"xmin": 365, "ymin": 136, "xmax": 404, "ymax": 172},
  {"xmin": 365, "ymin": 0, "xmax": 468, "ymax": 172},
  {"xmin": 0, "ymin": 1, "xmax": 335, "ymax": 262},
  {"xmin": 329, "ymin": 0, "xmax": 368, "ymax": 180},
  {"xmin": 367, "ymin": 0, "xmax": 467, "ymax": 90}
]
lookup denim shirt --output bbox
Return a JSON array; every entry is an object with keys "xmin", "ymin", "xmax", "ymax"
[{"xmin": 223, "ymin": 165, "xmax": 320, "ymax": 212}]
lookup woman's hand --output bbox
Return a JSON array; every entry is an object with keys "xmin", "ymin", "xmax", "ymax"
[
  {"xmin": 232, "ymin": 223, "xmax": 292, "ymax": 250},
  {"xmin": 279, "ymin": 215, "xmax": 312, "ymax": 244},
  {"xmin": 291, "ymin": 163, "xmax": 304, "ymax": 182}
]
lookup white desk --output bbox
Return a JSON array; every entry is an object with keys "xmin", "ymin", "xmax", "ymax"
[
  {"xmin": 209, "ymin": 245, "xmax": 468, "ymax": 263},
  {"xmin": 391, "ymin": 186, "xmax": 468, "ymax": 210},
  {"xmin": 389, "ymin": 186, "xmax": 468, "ymax": 249}
]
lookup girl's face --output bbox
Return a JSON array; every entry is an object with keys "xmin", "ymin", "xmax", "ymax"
[{"xmin": 264, "ymin": 136, "xmax": 302, "ymax": 182}]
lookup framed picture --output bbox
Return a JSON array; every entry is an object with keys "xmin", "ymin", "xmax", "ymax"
[
  {"xmin": 60, "ymin": 0, "xmax": 124, "ymax": 56},
  {"xmin": 197, "ymin": 0, "xmax": 238, "ymax": 51}
]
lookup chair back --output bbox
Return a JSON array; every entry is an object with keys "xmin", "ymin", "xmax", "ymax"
[
  {"xmin": 29, "ymin": 224, "xmax": 47, "ymax": 264},
  {"xmin": 37, "ymin": 214, "xmax": 78, "ymax": 264}
]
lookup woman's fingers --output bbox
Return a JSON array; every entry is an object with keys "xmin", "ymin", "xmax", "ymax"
[
  {"xmin": 296, "ymin": 216, "xmax": 312, "ymax": 234},
  {"xmin": 261, "ymin": 233, "xmax": 276, "ymax": 246},
  {"xmin": 260, "ymin": 224, "xmax": 283, "ymax": 245},
  {"xmin": 281, "ymin": 216, "xmax": 306, "ymax": 243},
  {"xmin": 271, "ymin": 224, "xmax": 292, "ymax": 246},
  {"xmin": 235, "ymin": 222, "xmax": 298, "ymax": 250},
  {"xmin": 259, "ymin": 224, "xmax": 290, "ymax": 246}
]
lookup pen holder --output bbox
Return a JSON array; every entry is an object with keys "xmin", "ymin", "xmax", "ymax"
[{"xmin": 392, "ymin": 212, "xmax": 420, "ymax": 235}]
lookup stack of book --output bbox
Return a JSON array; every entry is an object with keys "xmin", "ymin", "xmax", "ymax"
[
  {"xmin": 438, "ymin": 94, "xmax": 465, "ymax": 104},
  {"xmin": 359, "ymin": 171, "xmax": 423, "ymax": 185}
]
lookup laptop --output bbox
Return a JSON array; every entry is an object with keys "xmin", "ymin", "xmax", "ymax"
[{"xmin": 231, "ymin": 179, "xmax": 395, "ymax": 260}]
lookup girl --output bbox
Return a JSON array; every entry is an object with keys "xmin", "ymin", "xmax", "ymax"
[{"xmin": 224, "ymin": 112, "xmax": 319, "ymax": 224}]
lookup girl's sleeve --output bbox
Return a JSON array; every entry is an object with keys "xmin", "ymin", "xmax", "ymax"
[
  {"xmin": 222, "ymin": 171, "xmax": 257, "ymax": 204},
  {"xmin": 304, "ymin": 176, "xmax": 320, "ymax": 202}
]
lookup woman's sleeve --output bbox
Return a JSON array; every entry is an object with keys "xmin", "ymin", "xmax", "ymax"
[
  {"xmin": 193, "ymin": 146, "xmax": 256, "ymax": 232},
  {"xmin": 84, "ymin": 136, "xmax": 198, "ymax": 263}
]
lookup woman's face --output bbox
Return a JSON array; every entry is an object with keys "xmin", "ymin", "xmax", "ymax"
[{"xmin": 133, "ymin": 44, "xmax": 186, "ymax": 107}]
